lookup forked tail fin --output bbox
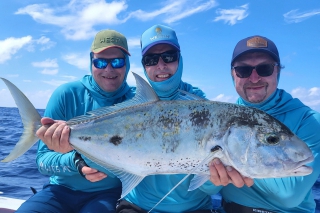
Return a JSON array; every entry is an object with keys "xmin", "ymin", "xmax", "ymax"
[{"xmin": 0, "ymin": 78, "xmax": 41, "ymax": 162}]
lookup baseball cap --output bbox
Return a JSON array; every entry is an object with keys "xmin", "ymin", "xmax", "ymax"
[
  {"xmin": 141, "ymin": 24, "xmax": 180, "ymax": 55},
  {"xmin": 231, "ymin": 35, "xmax": 280, "ymax": 65},
  {"xmin": 91, "ymin": 29, "xmax": 130, "ymax": 55}
]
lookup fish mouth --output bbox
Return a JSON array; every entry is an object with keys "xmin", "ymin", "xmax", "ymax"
[{"xmin": 291, "ymin": 155, "xmax": 314, "ymax": 175}]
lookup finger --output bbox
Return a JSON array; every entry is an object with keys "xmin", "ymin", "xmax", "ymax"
[
  {"xmin": 209, "ymin": 159, "xmax": 221, "ymax": 185},
  {"xmin": 82, "ymin": 166, "xmax": 98, "ymax": 174},
  {"xmin": 41, "ymin": 117, "xmax": 56, "ymax": 126},
  {"xmin": 85, "ymin": 172, "xmax": 107, "ymax": 182},
  {"xmin": 243, "ymin": 176, "xmax": 254, "ymax": 187},
  {"xmin": 59, "ymin": 126, "xmax": 73, "ymax": 153},
  {"xmin": 226, "ymin": 166, "xmax": 245, "ymax": 188},
  {"xmin": 50, "ymin": 123, "xmax": 68, "ymax": 152},
  {"xmin": 41, "ymin": 123, "xmax": 60, "ymax": 149},
  {"xmin": 82, "ymin": 166, "xmax": 107, "ymax": 182},
  {"xmin": 36, "ymin": 125, "xmax": 51, "ymax": 141},
  {"xmin": 211, "ymin": 158, "xmax": 230, "ymax": 186}
]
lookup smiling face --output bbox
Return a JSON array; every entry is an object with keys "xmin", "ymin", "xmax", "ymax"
[
  {"xmin": 144, "ymin": 44, "xmax": 179, "ymax": 82},
  {"xmin": 92, "ymin": 47, "xmax": 126, "ymax": 92},
  {"xmin": 232, "ymin": 52, "xmax": 279, "ymax": 103}
]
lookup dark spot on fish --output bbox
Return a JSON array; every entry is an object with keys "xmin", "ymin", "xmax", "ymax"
[
  {"xmin": 78, "ymin": 136, "xmax": 91, "ymax": 141},
  {"xmin": 110, "ymin": 135, "xmax": 122, "ymax": 146},
  {"xmin": 189, "ymin": 109, "xmax": 211, "ymax": 127}
]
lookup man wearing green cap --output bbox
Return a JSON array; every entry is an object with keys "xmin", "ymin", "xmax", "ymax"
[{"xmin": 16, "ymin": 29, "xmax": 136, "ymax": 213}]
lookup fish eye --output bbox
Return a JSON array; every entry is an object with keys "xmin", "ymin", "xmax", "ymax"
[{"xmin": 265, "ymin": 133, "xmax": 280, "ymax": 145}]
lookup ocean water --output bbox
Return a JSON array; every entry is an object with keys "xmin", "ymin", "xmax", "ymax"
[{"xmin": 0, "ymin": 106, "xmax": 319, "ymax": 212}]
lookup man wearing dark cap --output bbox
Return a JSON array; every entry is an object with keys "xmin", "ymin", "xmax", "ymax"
[
  {"xmin": 16, "ymin": 29, "xmax": 136, "ymax": 213},
  {"xmin": 211, "ymin": 35, "xmax": 320, "ymax": 213}
]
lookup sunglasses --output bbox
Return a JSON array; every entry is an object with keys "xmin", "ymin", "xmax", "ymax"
[
  {"xmin": 232, "ymin": 63, "xmax": 278, "ymax": 78},
  {"xmin": 142, "ymin": 50, "xmax": 179, "ymax": 66},
  {"xmin": 92, "ymin": 58, "xmax": 125, "ymax": 69}
]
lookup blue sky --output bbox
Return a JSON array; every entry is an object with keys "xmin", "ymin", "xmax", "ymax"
[{"xmin": 0, "ymin": 0, "xmax": 319, "ymax": 112}]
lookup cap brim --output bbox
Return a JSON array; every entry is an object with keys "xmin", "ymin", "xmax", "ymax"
[
  {"xmin": 142, "ymin": 41, "xmax": 180, "ymax": 55},
  {"xmin": 92, "ymin": 45, "xmax": 131, "ymax": 56}
]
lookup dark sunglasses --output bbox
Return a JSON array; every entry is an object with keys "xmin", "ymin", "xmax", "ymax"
[
  {"xmin": 142, "ymin": 50, "xmax": 179, "ymax": 66},
  {"xmin": 92, "ymin": 58, "xmax": 125, "ymax": 69},
  {"xmin": 232, "ymin": 63, "xmax": 278, "ymax": 78}
]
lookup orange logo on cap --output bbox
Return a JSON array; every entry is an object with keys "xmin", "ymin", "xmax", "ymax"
[
  {"xmin": 247, "ymin": 37, "xmax": 267, "ymax": 48},
  {"xmin": 155, "ymin": 27, "xmax": 162, "ymax": 34},
  {"xmin": 150, "ymin": 27, "xmax": 169, "ymax": 41}
]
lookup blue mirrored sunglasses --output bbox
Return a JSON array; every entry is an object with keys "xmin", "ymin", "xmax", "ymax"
[{"xmin": 92, "ymin": 58, "xmax": 125, "ymax": 69}]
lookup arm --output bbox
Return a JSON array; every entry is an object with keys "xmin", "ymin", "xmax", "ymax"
[{"xmin": 35, "ymin": 85, "xmax": 107, "ymax": 182}]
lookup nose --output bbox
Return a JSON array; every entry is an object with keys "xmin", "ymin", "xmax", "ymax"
[
  {"xmin": 156, "ymin": 57, "xmax": 167, "ymax": 70},
  {"xmin": 104, "ymin": 63, "xmax": 114, "ymax": 71},
  {"xmin": 248, "ymin": 69, "xmax": 261, "ymax": 83}
]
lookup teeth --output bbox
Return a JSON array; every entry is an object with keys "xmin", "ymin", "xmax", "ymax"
[
  {"xmin": 157, "ymin": 74, "xmax": 169, "ymax": 78},
  {"xmin": 104, "ymin": 76, "xmax": 116, "ymax": 79}
]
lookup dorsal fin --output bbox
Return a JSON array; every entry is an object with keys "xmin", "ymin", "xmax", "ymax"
[{"xmin": 67, "ymin": 72, "xmax": 159, "ymax": 125}]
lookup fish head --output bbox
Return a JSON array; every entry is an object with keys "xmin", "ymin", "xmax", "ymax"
[{"xmin": 219, "ymin": 110, "xmax": 314, "ymax": 178}]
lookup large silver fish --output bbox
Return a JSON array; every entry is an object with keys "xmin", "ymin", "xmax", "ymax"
[{"xmin": 0, "ymin": 73, "xmax": 314, "ymax": 203}]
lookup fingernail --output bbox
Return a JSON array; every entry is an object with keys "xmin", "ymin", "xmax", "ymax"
[
  {"xmin": 226, "ymin": 166, "xmax": 233, "ymax": 172},
  {"xmin": 214, "ymin": 158, "xmax": 221, "ymax": 165}
]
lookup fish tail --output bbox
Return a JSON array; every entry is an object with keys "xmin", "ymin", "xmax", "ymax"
[{"xmin": 0, "ymin": 78, "xmax": 42, "ymax": 162}]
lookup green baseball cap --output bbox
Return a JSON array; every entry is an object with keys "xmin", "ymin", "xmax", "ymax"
[{"xmin": 91, "ymin": 29, "xmax": 130, "ymax": 55}]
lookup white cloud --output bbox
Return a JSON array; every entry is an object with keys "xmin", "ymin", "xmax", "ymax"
[
  {"xmin": 211, "ymin": 94, "xmax": 236, "ymax": 103},
  {"xmin": 15, "ymin": 0, "xmax": 217, "ymax": 40},
  {"xmin": 36, "ymin": 36, "xmax": 56, "ymax": 51},
  {"xmin": 40, "ymin": 68, "xmax": 59, "ymax": 75},
  {"xmin": 284, "ymin": 9, "xmax": 320, "ymax": 23},
  {"xmin": 214, "ymin": 4, "xmax": 249, "ymax": 25},
  {"xmin": 32, "ymin": 58, "xmax": 58, "ymax": 68},
  {"xmin": 25, "ymin": 89, "xmax": 53, "ymax": 109},
  {"xmin": 15, "ymin": 1, "xmax": 129, "ymax": 40},
  {"xmin": 291, "ymin": 87, "xmax": 320, "ymax": 112},
  {"xmin": 62, "ymin": 53, "xmax": 89, "ymax": 70},
  {"xmin": 129, "ymin": 0, "xmax": 217, "ymax": 24},
  {"xmin": 127, "ymin": 37, "xmax": 141, "ymax": 50},
  {"xmin": 0, "ymin": 36, "xmax": 33, "ymax": 64}
]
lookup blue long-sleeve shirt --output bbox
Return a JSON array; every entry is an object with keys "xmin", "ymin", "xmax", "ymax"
[
  {"xmin": 219, "ymin": 89, "xmax": 320, "ymax": 213},
  {"xmin": 36, "ymin": 75, "xmax": 135, "ymax": 192}
]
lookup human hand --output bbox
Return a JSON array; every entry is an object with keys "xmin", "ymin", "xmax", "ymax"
[
  {"xmin": 82, "ymin": 166, "xmax": 108, "ymax": 182},
  {"xmin": 36, "ymin": 117, "xmax": 73, "ymax": 153},
  {"xmin": 209, "ymin": 158, "xmax": 254, "ymax": 187}
]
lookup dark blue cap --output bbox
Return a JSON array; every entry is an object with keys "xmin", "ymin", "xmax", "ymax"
[{"xmin": 231, "ymin": 35, "xmax": 280, "ymax": 65}]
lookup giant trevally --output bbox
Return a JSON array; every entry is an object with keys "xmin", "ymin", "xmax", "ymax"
[{"xmin": 0, "ymin": 73, "xmax": 314, "ymax": 208}]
